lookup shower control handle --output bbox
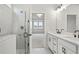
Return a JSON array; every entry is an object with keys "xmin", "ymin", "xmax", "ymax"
[
  {"xmin": 27, "ymin": 33, "xmax": 32, "ymax": 36},
  {"xmin": 24, "ymin": 32, "xmax": 32, "ymax": 38}
]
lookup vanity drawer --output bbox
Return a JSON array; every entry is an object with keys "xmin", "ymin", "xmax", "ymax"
[
  {"xmin": 58, "ymin": 39, "xmax": 77, "ymax": 53},
  {"xmin": 62, "ymin": 46, "xmax": 76, "ymax": 54}
]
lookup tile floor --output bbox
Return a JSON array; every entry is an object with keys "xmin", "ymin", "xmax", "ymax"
[
  {"xmin": 16, "ymin": 49, "xmax": 25, "ymax": 54},
  {"xmin": 16, "ymin": 48, "xmax": 52, "ymax": 54},
  {"xmin": 30, "ymin": 48, "xmax": 52, "ymax": 54}
]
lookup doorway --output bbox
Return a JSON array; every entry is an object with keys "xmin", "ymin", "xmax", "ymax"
[
  {"xmin": 32, "ymin": 13, "xmax": 45, "ymax": 48},
  {"xmin": 67, "ymin": 15, "xmax": 76, "ymax": 33}
]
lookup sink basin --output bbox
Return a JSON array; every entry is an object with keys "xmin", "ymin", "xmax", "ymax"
[
  {"xmin": 62, "ymin": 35, "xmax": 74, "ymax": 38},
  {"xmin": 64, "ymin": 36, "xmax": 74, "ymax": 38}
]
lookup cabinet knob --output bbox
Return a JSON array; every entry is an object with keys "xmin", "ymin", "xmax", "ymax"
[
  {"xmin": 62, "ymin": 47, "xmax": 66, "ymax": 54},
  {"xmin": 24, "ymin": 32, "xmax": 32, "ymax": 38}
]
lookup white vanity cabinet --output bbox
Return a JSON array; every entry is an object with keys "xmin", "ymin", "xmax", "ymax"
[
  {"xmin": 47, "ymin": 33, "xmax": 79, "ymax": 54},
  {"xmin": 47, "ymin": 33, "xmax": 58, "ymax": 54},
  {"xmin": 58, "ymin": 39, "xmax": 77, "ymax": 54}
]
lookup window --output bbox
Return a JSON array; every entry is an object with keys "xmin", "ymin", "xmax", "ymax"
[
  {"xmin": 34, "ymin": 21, "xmax": 38, "ymax": 27},
  {"xmin": 32, "ymin": 13, "xmax": 44, "ymax": 34}
]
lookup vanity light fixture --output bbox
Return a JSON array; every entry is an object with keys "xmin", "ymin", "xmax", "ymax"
[
  {"xmin": 6, "ymin": 4, "xmax": 12, "ymax": 8},
  {"xmin": 56, "ymin": 4, "xmax": 70, "ymax": 12}
]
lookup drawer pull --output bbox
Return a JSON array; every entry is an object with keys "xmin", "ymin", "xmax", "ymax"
[{"xmin": 62, "ymin": 47, "xmax": 66, "ymax": 54}]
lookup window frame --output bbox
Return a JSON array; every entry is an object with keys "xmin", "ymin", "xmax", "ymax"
[{"xmin": 32, "ymin": 13, "xmax": 45, "ymax": 34}]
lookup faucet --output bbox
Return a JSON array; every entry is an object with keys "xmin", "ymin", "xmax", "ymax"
[
  {"xmin": 61, "ymin": 29, "xmax": 64, "ymax": 32},
  {"xmin": 74, "ymin": 30, "xmax": 79, "ymax": 38},
  {"xmin": 56, "ymin": 29, "xmax": 64, "ymax": 34},
  {"xmin": 74, "ymin": 30, "xmax": 79, "ymax": 33}
]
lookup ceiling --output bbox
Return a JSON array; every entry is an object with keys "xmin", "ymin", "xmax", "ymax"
[{"xmin": 12, "ymin": 4, "xmax": 61, "ymax": 10}]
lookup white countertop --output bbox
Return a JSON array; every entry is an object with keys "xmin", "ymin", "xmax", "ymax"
[{"xmin": 48, "ymin": 32, "xmax": 79, "ymax": 46}]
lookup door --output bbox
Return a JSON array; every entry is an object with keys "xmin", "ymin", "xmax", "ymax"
[
  {"xmin": 16, "ymin": 10, "xmax": 31, "ymax": 54},
  {"xmin": 67, "ymin": 15, "xmax": 76, "ymax": 33}
]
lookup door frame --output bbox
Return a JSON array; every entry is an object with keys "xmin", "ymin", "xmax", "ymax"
[{"xmin": 67, "ymin": 14, "xmax": 76, "ymax": 33}]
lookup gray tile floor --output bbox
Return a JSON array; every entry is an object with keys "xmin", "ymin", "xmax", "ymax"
[
  {"xmin": 16, "ymin": 48, "xmax": 52, "ymax": 54},
  {"xmin": 30, "ymin": 48, "xmax": 52, "ymax": 54},
  {"xmin": 16, "ymin": 49, "xmax": 25, "ymax": 54}
]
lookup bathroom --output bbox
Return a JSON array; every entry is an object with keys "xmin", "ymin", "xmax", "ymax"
[{"xmin": 0, "ymin": 4, "xmax": 79, "ymax": 54}]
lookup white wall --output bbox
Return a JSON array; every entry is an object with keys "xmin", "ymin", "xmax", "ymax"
[
  {"xmin": 0, "ymin": 5, "xmax": 13, "ymax": 35},
  {"xmin": 12, "ymin": 12, "xmax": 19, "ymax": 34},
  {"xmin": 46, "ymin": 9, "xmax": 56, "ymax": 33}
]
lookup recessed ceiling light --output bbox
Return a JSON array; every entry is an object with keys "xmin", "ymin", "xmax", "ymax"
[{"xmin": 36, "ymin": 14, "xmax": 43, "ymax": 17}]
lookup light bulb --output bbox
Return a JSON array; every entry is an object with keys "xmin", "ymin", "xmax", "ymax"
[{"xmin": 36, "ymin": 14, "xmax": 43, "ymax": 17}]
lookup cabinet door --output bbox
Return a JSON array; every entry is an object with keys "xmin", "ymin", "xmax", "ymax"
[
  {"xmin": 58, "ymin": 44, "xmax": 76, "ymax": 54},
  {"xmin": 58, "ymin": 39, "xmax": 76, "ymax": 54}
]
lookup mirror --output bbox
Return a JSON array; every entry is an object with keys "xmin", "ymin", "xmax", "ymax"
[
  {"xmin": 55, "ymin": 4, "xmax": 79, "ymax": 34},
  {"xmin": 32, "ymin": 13, "xmax": 44, "ymax": 34}
]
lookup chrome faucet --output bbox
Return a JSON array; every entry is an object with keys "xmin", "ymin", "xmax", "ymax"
[
  {"xmin": 56, "ymin": 29, "xmax": 60, "ymax": 33},
  {"xmin": 61, "ymin": 29, "xmax": 64, "ymax": 32},
  {"xmin": 56, "ymin": 29, "xmax": 64, "ymax": 34},
  {"xmin": 74, "ymin": 30, "xmax": 79, "ymax": 33},
  {"xmin": 74, "ymin": 30, "xmax": 79, "ymax": 38}
]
